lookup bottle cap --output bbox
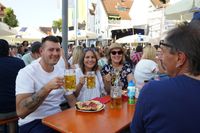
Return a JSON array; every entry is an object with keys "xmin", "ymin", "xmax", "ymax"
[{"xmin": 128, "ymin": 80, "xmax": 135, "ymax": 86}]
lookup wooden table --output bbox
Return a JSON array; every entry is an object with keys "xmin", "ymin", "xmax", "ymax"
[{"xmin": 42, "ymin": 96, "xmax": 135, "ymax": 133}]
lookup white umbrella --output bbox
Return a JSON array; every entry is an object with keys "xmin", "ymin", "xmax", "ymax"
[
  {"xmin": 165, "ymin": 0, "xmax": 200, "ymax": 20},
  {"xmin": 78, "ymin": 30, "xmax": 97, "ymax": 40},
  {"xmin": 68, "ymin": 30, "xmax": 97, "ymax": 41},
  {"xmin": 115, "ymin": 34, "xmax": 149, "ymax": 44},
  {"xmin": 1, "ymin": 27, "xmax": 47, "ymax": 43},
  {"xmin": 16, "ymin": 27, "xmax": 47, "ymax": 41}
]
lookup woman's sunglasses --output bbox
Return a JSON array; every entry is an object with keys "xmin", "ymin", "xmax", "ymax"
[{"xmin": 111, "ymin": 51, "xmax": 123, "ymax": 55}]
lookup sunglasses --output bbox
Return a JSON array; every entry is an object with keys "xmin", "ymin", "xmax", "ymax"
[
  {"xmin": 111, "ymin": 51, "xmax": 123, "ymax": 55},
  {"xmin": 159, "ymin": 40, "xmax": 173, "ymax": 48}
]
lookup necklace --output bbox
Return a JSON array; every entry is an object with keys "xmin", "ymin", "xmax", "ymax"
[{"xmin": 184, "ymin": 73, "xmax": 200, "ymax": 80}]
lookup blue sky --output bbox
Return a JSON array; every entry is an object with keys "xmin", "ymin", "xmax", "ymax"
[{"xmin": 0, "ymin": 0, "xmax": 62, "ymax": 27}]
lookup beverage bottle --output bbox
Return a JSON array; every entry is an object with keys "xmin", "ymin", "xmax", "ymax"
[{"xmin": 127, "ymin": 80, "xmax": 136, "ymax": 104}]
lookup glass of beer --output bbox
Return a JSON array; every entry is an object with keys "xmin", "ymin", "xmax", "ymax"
[
  {"xmin": 86, "ymin": 71, "xmax": 96, "ymax": 89},
  {"xmin": 64, "ymin": 69, "xmax": 76, "ymax": 91},
  {"xmin": 110, "ymin": 68, "xmax": 120, "ymax": 86},
  {"xmin": 110, "ymin": 86, "xmax": 122, "ymax": 109}
]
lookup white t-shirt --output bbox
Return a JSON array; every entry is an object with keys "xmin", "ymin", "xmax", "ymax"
[
  {"xmin": 76, "ymin": 68, "xmax": 105, "ymax": 101},
  {"xmin": 16, "ymin": 61, "xmax": 71, "ymax": 126},
  {"xmin": 56, "ymin": 57, "xmax": 66, "ymax": 69},
  {"xmin": 134, "ymin": 59, "xmax": 158, "ymax": 88}
]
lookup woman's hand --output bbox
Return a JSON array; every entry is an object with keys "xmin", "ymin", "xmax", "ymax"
[
  {"xmin": 103, "ymin": 73, "xmax": 112, "ymax": 83},
  {"xmin": 79, "ymin": 76, "xmax": 85, "ymax": 86}
]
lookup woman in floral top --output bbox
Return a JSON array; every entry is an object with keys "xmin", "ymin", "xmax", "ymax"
[{"xmin": 101, "ymin": 43, "xmax": 134, "ymax": 94}]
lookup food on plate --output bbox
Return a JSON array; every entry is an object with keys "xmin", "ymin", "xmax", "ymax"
[{"xmin": 75, "ymin": 100, "xmax": 104, "ymax": 111}]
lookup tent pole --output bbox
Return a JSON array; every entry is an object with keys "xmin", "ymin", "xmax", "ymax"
[{"xmin": 62, "ymin": 0, "xmax": 68, "ymax": 60}]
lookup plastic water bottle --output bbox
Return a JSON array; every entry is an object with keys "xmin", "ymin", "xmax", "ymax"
[{"xmin": 127, "ymin": 80, "xmax": 136, "ymax": 104}]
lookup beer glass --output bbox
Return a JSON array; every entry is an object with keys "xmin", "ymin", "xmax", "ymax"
[
  {"xmin": 110, "ymin": 68, "xmax": 120, "ymax": 86},
  {"xmin": 110, "ymin": 86, "xmax": 122, "ymax": 109},
  {"xmin": 64, "ymin": 69, "xmax": 76, "ymax": 91},
  {"xmin": 86, "ymin": 71, "xmax": 96, "ymax": 89}
]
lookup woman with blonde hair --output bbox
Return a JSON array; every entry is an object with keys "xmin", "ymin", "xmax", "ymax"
[
  {"xmin": 69, "ymin": 45, "xmax": 84, "ymax": 69},
  {"xmin": 142, "ymin": 45, "xmax": 157, "ymax": 61},
  {"xmin": 134, "ymin": 45, "xmax": 158, "ymax": 88}
]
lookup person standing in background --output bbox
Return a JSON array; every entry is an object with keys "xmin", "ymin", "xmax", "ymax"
[
  {"xmin": 0, "ymin": 39, "xmax": 25, "ymax": 132},
  {"xmin": 22, "ymin": 41, "xmax": 41, "ymax": 65}
]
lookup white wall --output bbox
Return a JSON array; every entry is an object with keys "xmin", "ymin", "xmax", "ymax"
[{"xmin": 95, "ymin": 0, "xmax": 108, "ymax": 39}]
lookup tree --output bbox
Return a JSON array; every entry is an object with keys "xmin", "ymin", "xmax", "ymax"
[
  {"xmin": 52, "ymin": 18, "xmax": 62, "ymax": 31},
  {"xmin": 3, "ymin": 8, "xmax": 18, "ymax": 27}
]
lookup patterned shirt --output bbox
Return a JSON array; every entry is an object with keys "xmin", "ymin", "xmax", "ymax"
[{"xmin": 101, "ymin": 63, "xmax": 132, "ymax": 90}]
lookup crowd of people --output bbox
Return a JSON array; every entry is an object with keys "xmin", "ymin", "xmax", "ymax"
[{"xmin": 1, "ymin": 20, "xmax": 200, "ymax": 133}]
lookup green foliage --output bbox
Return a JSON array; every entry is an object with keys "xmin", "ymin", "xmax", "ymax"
[
  {"xmin": 52, "ymin": 18, "xmax": 62, "ymax": 31},
  {"xmin": 3, "ymin": 8, "xmax": 18, "ymax": 27}
]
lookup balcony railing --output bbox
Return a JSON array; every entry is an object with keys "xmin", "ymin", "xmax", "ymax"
[{"xmin": 108, "ymin": 19, "xmax": 120, "ymax": 24}]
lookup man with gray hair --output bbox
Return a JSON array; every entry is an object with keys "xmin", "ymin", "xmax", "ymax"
[{"xmin": 131, "ymin": 21, "xmax": 200, "ymax": 133}]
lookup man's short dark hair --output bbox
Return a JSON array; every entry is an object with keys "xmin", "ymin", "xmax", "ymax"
[
  {"xmin": 31, "ymin": 41, "xmax": 41, "ymax": 53},
  {"xmin": 41, "ymin": 36, "xmax": 60, "ymax": 47},
  {"xmin": 0, "ymin": 39, "xmax": 9, "ymax": 57},
  {"xmin": 56, "ymin": 36, "xmax": 62, "ymax": 44}
]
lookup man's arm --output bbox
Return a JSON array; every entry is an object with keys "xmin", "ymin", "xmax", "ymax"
[
  {"xmin": 16, "ymin": 86, "xmax": 51, "ymax": 119},
  {"xmin": 16, "ymin": 77, "xmax": 64, "ymax": 119}
]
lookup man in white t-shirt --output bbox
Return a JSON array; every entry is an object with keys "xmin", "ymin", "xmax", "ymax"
[{"xmin": 16, "ymin": 36, "xmax": 76, "ymax": 133}]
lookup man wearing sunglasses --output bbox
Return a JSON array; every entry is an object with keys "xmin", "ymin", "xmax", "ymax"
[{"xmin": 131, "ymin": 21, "xmax": 200, "ymax": 133}]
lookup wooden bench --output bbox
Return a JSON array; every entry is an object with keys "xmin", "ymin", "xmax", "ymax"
[
  {"xmin": 0, "ymin": 116, "xmax": 18, "ymax": 125},
  {"xmin": 0, "ymin": 116, "xmax": 19, "ymax": 133}
]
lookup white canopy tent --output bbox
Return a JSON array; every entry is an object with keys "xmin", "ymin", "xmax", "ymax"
[
  {"xmin": 1, "ymin": 27, "xmax": 47, "ymax": 43},
  {"xmin": 68, "ymin": 30, "xmax": 97, "ymax": 41},
  {"xmin": 115, "ymin": 34, "xmax": 149, "ymax": 44},
  {"xmin": 165, "ymin": 0, "xmax": 200, "ymax": 20}
]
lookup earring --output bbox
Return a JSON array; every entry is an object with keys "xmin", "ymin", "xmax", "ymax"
[{"xmin": 176, "ymin": 64, "xmax": 180, "ymax": 68}]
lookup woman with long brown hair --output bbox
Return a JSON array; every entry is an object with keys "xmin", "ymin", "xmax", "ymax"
[{"xmin": 73, "ymin": 48, "xmax": 106, "ymax": 101}]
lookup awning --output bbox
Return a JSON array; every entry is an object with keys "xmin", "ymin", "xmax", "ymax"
[
  {"xmin": 165, "ymin": 0, "xmax": 200, "ymax": 20},
  {"xmin": 115, "ymin": 34, "xmax": 149, "ymax": 43}
]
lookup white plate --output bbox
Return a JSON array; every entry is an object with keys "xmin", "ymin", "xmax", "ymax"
[{"xmin": 75, "ymin": 104, "xmax": 105, "ymax": 112}]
